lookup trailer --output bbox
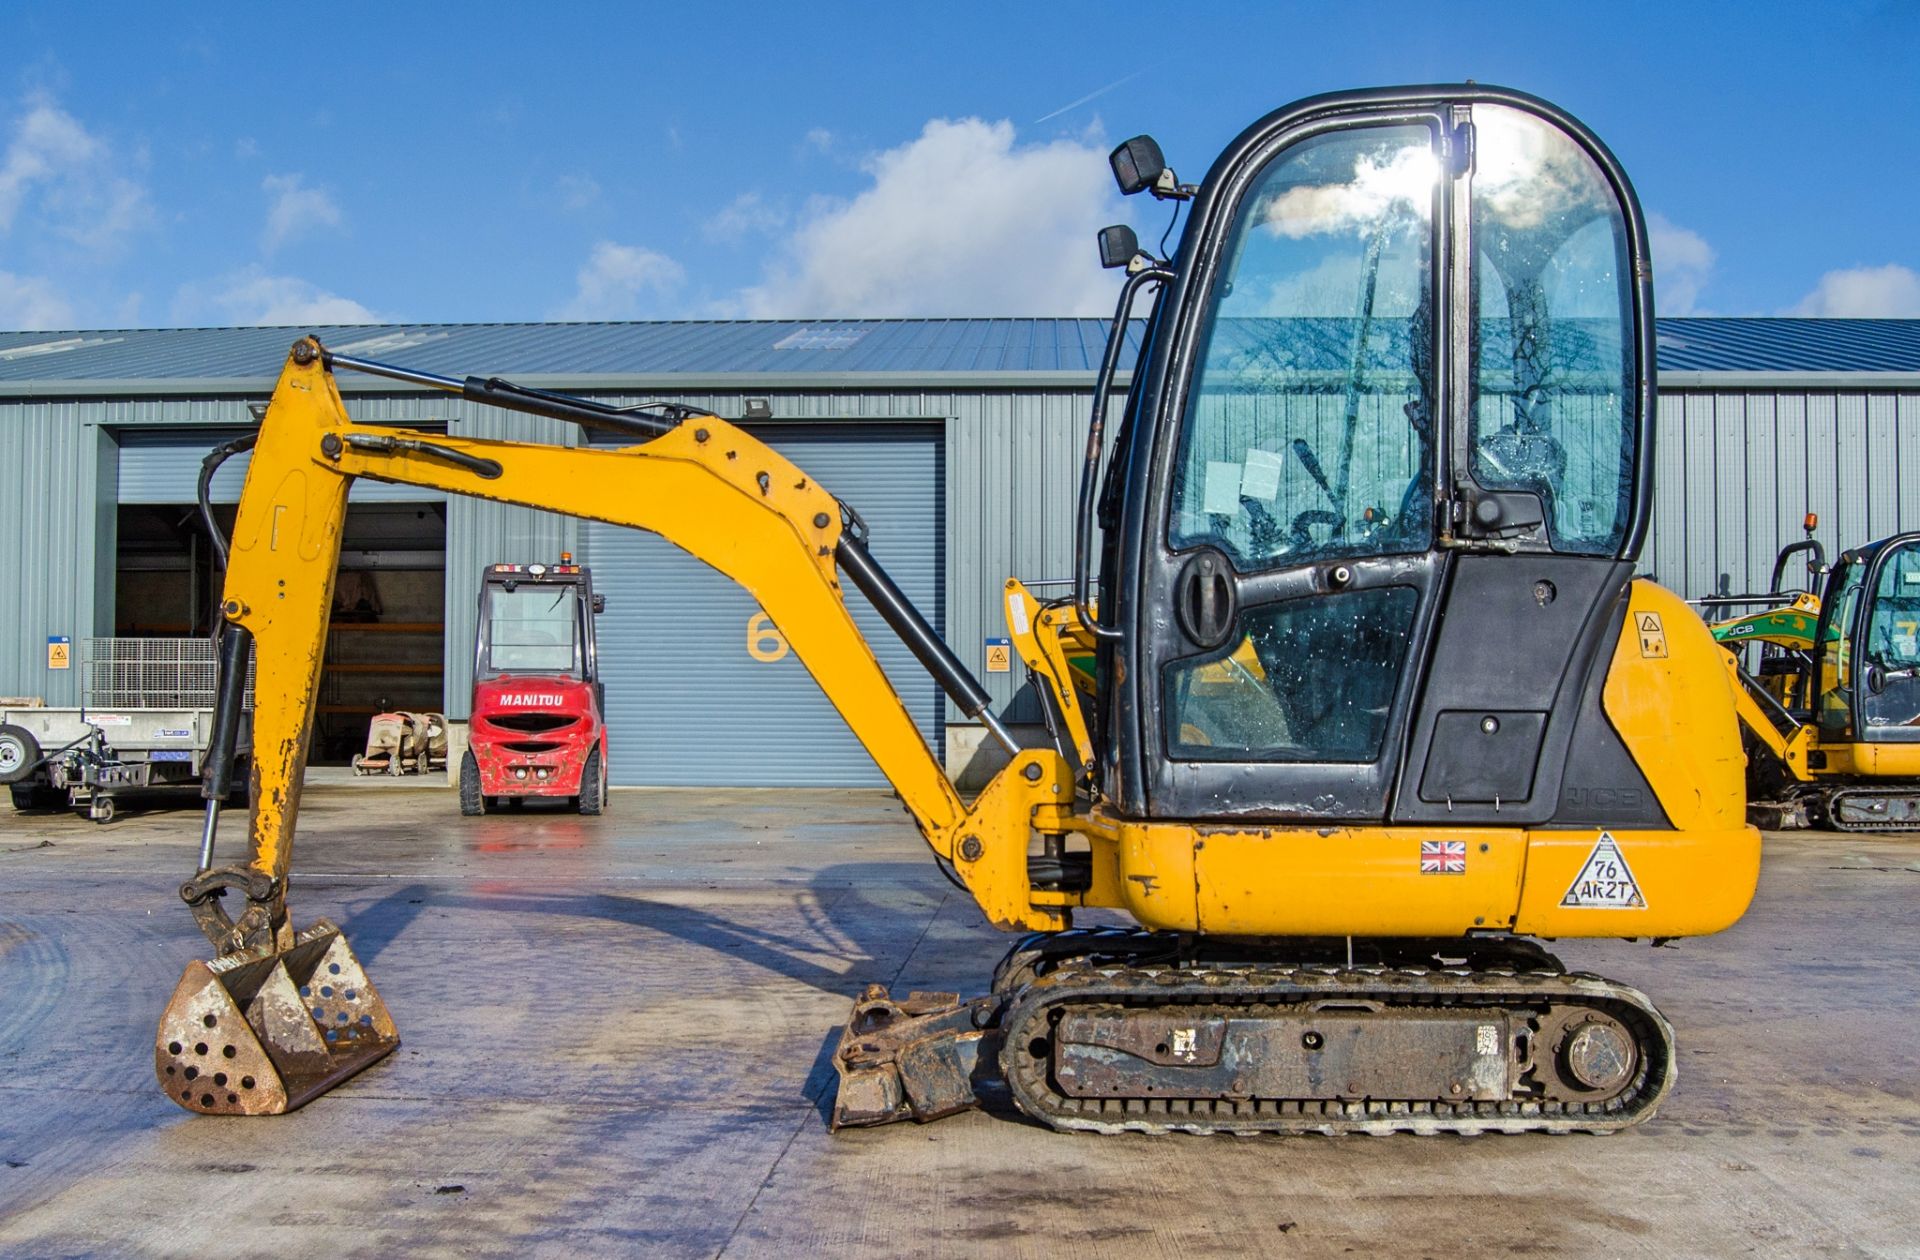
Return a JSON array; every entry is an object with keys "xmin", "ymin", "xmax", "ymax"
[{"xmin": 0, "ymin": 639, "xmax": 250, "ymax": 822}]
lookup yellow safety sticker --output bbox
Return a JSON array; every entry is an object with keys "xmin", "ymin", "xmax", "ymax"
[
  {"xmin": 985, "ymin": 638, "xmax": 1011, "ymax": 673},
  {"xmin": 1636, "ymin": 612, "xmax": 1668, "ymax": 659}
]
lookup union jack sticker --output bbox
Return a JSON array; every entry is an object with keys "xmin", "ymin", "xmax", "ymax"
[{"xmin": 1420, "ymin": 840, "xmax": 1467, "ymax": 874}]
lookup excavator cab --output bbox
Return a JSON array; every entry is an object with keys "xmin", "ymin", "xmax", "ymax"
[
  {"xmin": 1814, "ymin": 535, "xmax": 1920, "ymax": 752},
  {"xmin": 1087, "ymin": 88, "xmax": 1658, "ymax": 828}
]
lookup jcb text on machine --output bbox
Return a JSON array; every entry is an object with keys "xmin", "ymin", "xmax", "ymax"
[{"xmin": 157, "ymin": 84, "xmax": 1757, "ymax": 1135}]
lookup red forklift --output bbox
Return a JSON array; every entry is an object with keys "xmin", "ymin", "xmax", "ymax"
[{"xmin": 460, "ymin": 554, "xmax": 609, "ymax": 815}]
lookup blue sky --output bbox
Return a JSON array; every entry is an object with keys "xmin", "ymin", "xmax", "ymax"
[{"xmin": 2, "ymin": 1, "xmax": 1916, "ymax": 330}]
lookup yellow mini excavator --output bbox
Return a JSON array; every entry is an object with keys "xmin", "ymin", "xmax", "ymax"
[
  {"xmin": 157, "ymin": 85, "xmax": 1758, "ymax": 1135},
  {"xmin": 1709, "ymin": 520, "xmax": 1920, "ymax": 829}
]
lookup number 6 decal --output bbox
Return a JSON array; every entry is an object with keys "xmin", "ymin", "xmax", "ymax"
[{"xmin": 747, "ymin": 610, "xmax": 790, "ymax": 662}]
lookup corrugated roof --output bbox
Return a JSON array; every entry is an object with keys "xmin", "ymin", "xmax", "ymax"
[
  {"xmin": 0, "ymin": 319, "xmax": 1131, "ymax": 387},
  {"xmin": 0, "ymin": 317, "xmax": 1914, "ymax": 389},
  {"xmin": 1653, "ymin": 318, "xmax": 1920, "ymax": 373}
]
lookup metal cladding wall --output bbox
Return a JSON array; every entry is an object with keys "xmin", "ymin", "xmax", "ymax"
[
  {"xmin": 0, "ymin": 402, "xmax": 114, "ymax": 706},
  {"xmin": 1643, "ymin": 388, "xmax": 1920, "ymax": 599},
  {"xmin": 581, "ymin": 423, "xmax": 943, "ymax": 786}
]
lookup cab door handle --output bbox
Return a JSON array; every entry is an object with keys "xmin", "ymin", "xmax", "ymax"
[{"xmin": 1176, "ymin": 549, "xmax": 1237, "ymax": 650}]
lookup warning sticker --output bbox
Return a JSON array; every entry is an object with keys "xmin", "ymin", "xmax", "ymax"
[
  {"xmin": 1636, "ymin": 612, "xmax": 1668, "ymax": 659},
  {"xmin": 985, "ymin": 638, "xmax": 1012, "ymax": 673},
  {"xmin": 1560, "ymin": 832, "xmax": 1647, "ymax": 909}
]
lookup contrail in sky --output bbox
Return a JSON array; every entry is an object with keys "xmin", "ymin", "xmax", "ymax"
[{"xmin": 1033, "ymin": 71, "xmax": 1144, "ymax": 125}]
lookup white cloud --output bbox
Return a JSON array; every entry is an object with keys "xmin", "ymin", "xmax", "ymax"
[
  {"xmin": 734, "ymin": 117, "xmax": 1126, "ymax": 318},
  {"xmin": 556, "ymin": 173, "xmax": 601, "ymax": 211},
  {"xmin": 0, "ymin": 270, "xmax": 75, "ymax": 330},
  {"xmin": 703, "ymin": 191, "xmax": 784, "ymax": 243},
  {"xmin": 0, "ymin": 101, "xmax": 95, "ymax": 227},
  {"xmin": 261, "ymin": 173, "xmax": 342, "ymax": 252},
  {"xmin": 1647, "ymin": 214, "xmax": 1714, "ymax": 316},
  {"xmin": 555, "ymin": 241, "xmax": 686, "ymax": 320},
  {"xmin": 1260, "ymin": 145, "xmax": 1436, "ymax": 240},
  {"xmin": 0, "ymin": 93, "xmax": 150, "ymax": 257},
  {"xmin": 172, "ymin": 269, "xmax": 379, "ymax": 326},
  {"xmin": 1791, "ymin": 264, "xmax": 1920, "ymax": 318}
]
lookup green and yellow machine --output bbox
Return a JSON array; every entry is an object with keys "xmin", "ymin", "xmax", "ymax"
[{"xmin": 1709, "ymin": 519, "xmax": 1920, "ymax": 829}]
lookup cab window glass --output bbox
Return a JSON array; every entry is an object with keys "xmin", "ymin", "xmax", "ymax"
[
  {"xmin": 1867, "ymin": 548, "xmax": 1920, "ymax": 670},
  {"xmin": 486, "ymin": 587, "xmax": 582, "ymax": 675},
  {"xmin": 1860, "ymin": 544, "xmax": 1920, "ymax": 740},
  {"xmin": 1820, "ymin": 564, "xmax": 1865, "ymax": 734},
  {"xmin": 1470, "ymin": 104, "xmax": 1634, "ymax": 555},
  {"xmin": 1165, "ymin": 586, "xmax": 1418, "ymax": 761},
  {"xmin": 1170, "ymin": 124, "xmax": 1437, "ymax": 570}
]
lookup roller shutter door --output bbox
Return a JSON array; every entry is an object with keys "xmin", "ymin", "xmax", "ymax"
[
  {"xmin": 117, "ymin": 429, "xmax": 446, "ymax": 504},
  {"xmin": 584, "ymin": 424, "xmax": 942, "ymax": 786}
]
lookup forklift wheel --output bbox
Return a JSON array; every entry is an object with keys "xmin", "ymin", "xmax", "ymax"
[
  {"xmin": 578, "ymin": 749, "xmax": 603, "ymax": 816},
  {"xmin": 91, "ymin": 796, "xmax": 116, "ymax": 824},
  {"xmin": 458, "ymin": 751, "xmax": 486, "ymax": 817}
]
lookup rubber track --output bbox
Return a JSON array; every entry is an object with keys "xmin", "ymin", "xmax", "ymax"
[
  {"xmin": 1825, "ymin": 787, "xmax": 1920, "ymax": 833},
  {"xmin": 1000, "ymin": 962, "xmax": 1676, "ymax": 1136}
]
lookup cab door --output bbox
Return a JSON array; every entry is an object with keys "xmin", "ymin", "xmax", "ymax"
[
  {"xmin": 1115, "ymin": 90, "xmax": 1653, "ymax": 822},
  {"xmin": 1143, "ymin": 111, "xmax": 1449, "ymax": 819}
]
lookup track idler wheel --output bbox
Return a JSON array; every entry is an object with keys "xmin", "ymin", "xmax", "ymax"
[{"xmin": 155, "ymin": 919, "xmax": 399, "ymax": 1115}]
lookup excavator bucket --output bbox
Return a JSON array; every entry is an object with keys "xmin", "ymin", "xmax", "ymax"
[
  {"xmin": 831, "ymin": 984, "xmax": 1001, "ymax": 1127},
  {"xmin": 155, "ymin": 919, "xmax": 398, "ymax": 1115}
]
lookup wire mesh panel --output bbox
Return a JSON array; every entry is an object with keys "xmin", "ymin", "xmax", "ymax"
[{"xmin": 83, "ymin": 638, "xmax": 254, "ymax": 710}]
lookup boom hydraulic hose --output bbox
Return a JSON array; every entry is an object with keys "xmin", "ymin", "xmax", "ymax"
[{"xmin": 194, "ymin": 434, "xmax": 258, "ymax": 872}]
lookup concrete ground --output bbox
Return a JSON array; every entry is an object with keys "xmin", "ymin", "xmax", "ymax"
[{"xmin": 1, "ymin": 787, "xmax": 1917, "ymax": 1259}]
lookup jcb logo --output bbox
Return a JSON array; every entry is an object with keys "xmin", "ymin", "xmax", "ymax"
[{"xmin": 747, "ymin": 611, "xmax": 790, "ymax": 662}]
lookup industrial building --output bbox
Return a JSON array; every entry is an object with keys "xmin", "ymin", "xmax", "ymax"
[{"xmin": 2, "ymin": 316, "xmax": 1917, "ymax": 787}]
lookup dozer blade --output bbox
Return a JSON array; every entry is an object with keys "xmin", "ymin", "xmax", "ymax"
[
  {"xmin": 830, "ymin": 984, "xmax": 1003, "ymax": 1128},
  {"xmin": 156, "ymin": 919, "xmax": 398, "ymax": 1115}
]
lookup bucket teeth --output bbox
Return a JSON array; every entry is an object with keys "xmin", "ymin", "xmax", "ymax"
[{"xmin": 156, "ymin": 919, "xmax": 398, "ymax": 1115}]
